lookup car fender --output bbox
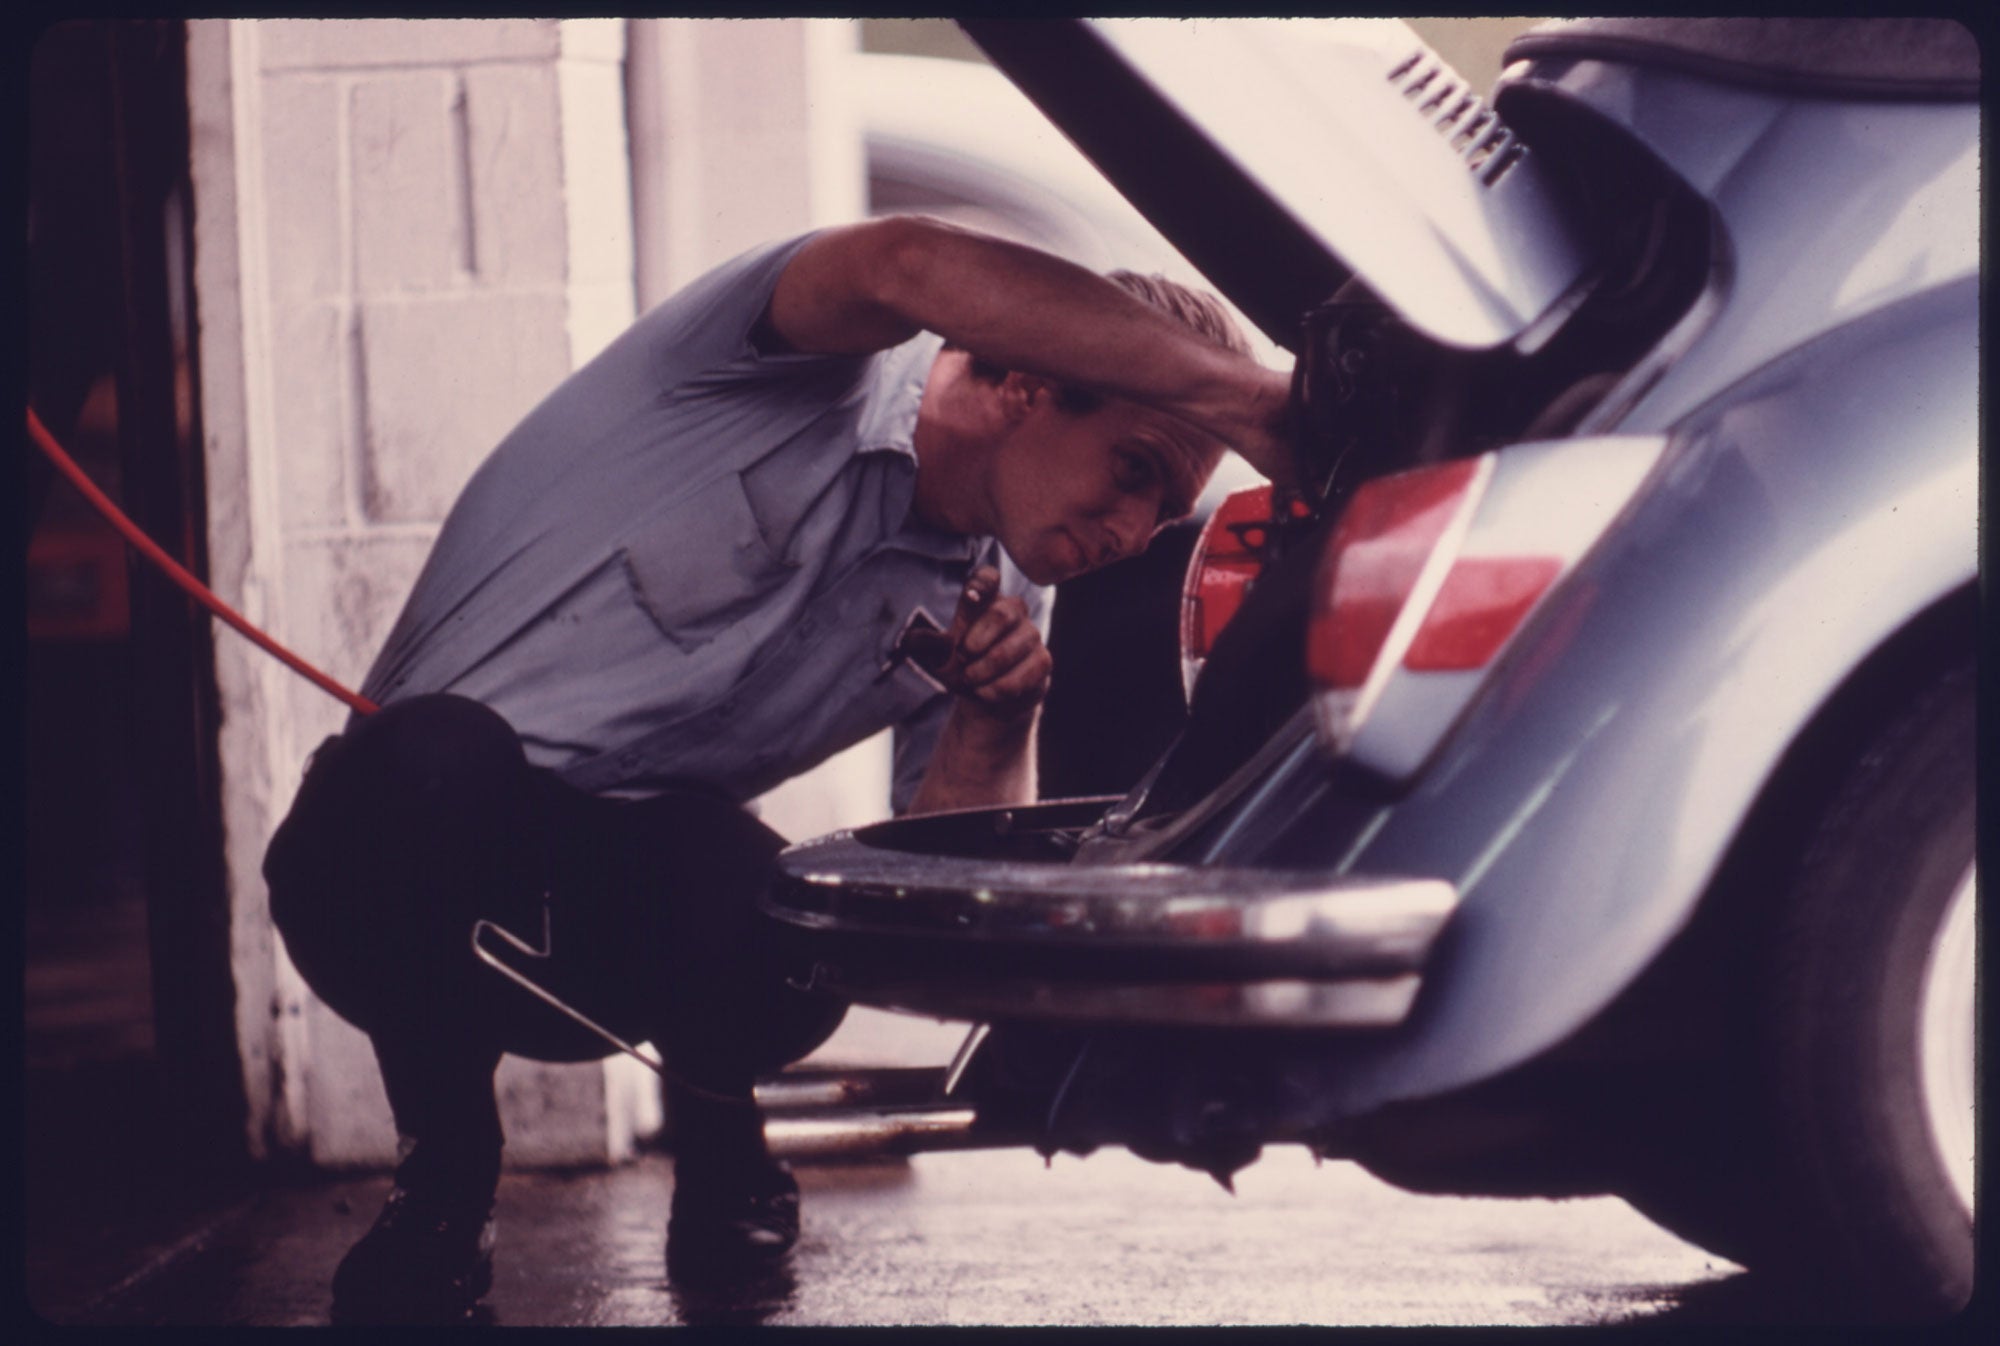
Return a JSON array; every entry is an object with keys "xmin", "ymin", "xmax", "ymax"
[{"xmin": 1236, "ymin": 274, "xmax": 1977, "ymax": 1116}]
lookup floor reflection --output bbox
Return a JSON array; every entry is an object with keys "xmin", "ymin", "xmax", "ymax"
[{"xmin": 668, "ymin": 1263, "xmax": 800, "ymax": 1327}]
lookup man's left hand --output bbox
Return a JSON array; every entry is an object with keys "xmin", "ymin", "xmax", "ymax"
[
  {"xmin": 907, "ymin": 566, "xmax": 1050, "ymax": 813},
  {"xmin": 936, "ymin": 566, "xmax": 1051, "ymax": 724}
]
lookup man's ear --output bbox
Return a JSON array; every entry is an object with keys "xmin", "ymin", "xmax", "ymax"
[{"xmin": 998, "ymin": 371, "xmax": 1052, "ymax": 422}]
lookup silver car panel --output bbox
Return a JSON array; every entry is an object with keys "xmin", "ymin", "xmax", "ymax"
[
  {"xmin": 1501, "ymin": 61, "xmax": 1980, "ymax": 434},
  {"xmin": 838, "ymin": 976, "xmax": 1426, "ymax": 1031},
  {"xmin": 1050, "ymin": 19, "xmax": 1598, "ymax": 349},
  {"xmin": 1227, "ymin": 63, "xmax": 1980, "ymax": 1112}
]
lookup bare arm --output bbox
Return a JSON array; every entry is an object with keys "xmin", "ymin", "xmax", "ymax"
[
  {"xmin": 765, "ymin": 216, "xmax": 1293, "ymax": 480},
  {"xmin": 907, "ymin": 698, "xmax": 1040, "ymax": 815}
]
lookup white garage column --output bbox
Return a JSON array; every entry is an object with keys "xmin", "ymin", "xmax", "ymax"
[{"xmin": 188, "ymin": 16, "xmax": 648, "ymax": 1172}]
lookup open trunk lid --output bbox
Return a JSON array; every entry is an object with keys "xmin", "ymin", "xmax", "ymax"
[{"xmin": 964, "ymin": 18, "xmax": 1598, "ymax": 351}]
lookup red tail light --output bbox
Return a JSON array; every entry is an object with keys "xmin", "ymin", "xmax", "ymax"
[
  {"xmin": 1404, "ymin": 556, "xmax": 1564, "ymax": 670},
  {"xmin": 1306, "ymin": 459, "xmax": 1483, "ymax": 691},
  {"xmin": 1179, "ymin": 486, "xmax": 1302, "ymax": 700},
  {"xmin": 1308, "ymin": 453, "xmax": 1570, "ymax": 755},
  {"xmin": 1182, "ymin": 437, "xmax": 1661, "ymax": 770}
]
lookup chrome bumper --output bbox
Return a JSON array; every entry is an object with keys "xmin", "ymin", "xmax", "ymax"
[{"xmin": 764, "ymin": 804, "xmax": 1458, "ymax": 1030}]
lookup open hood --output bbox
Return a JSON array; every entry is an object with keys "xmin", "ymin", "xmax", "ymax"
[{"xmin": 963, "ymin": 18, "xmax": 1596, "ymax": 352}]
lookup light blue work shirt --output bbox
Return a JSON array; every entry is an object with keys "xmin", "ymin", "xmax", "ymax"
[{"xmin": 356, "ymin": 233, "xmax": 1046, "ymax": 811}]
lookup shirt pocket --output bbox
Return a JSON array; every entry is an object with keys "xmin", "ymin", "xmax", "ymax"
[{"xmin": 622, "ymin": 472, "xmax": 795, "ymax": 654}]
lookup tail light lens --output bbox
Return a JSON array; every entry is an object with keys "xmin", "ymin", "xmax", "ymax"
[
  {"xmin": 1403, "ymin": 556, "xmax": 1565, "ymax": 670},
  {"xmin": 1310, "ymin": 452, "xmax": 1557, "ymax": 755},
  {"xmin": 1178, "ymin": 464, "xmax": 1565, "ymax": 716},
  {"xmin": 1308, "ymin": 436, "xmax": 1666, "ymax": 773},
  {"xmin": 1177, "ymin": 437, "xmax": 1665, "ymax": 780},
  {"xmin": 1179, "ymin": 486, "xmax": 1301, "ymax": 701},
  {"xmin": 1306, "ymin": 457, "xmax": 1487, "ymax": 695}
]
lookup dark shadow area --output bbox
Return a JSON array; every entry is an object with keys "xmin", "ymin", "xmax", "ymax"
[
  {"xmin": 23, "ymin": 1056, "xmax": 257, "ymax": 1324},
  {"xmin": 25, "ymin": 19, "xmax": 247, "ymax": 1325},
  {"xmin": 1038, "ymin": 521, "xmax": 1199, "ymax": 798},
  {"xmin": 1636, "ymin": 1268, "xmax": 1976, "ymax": 1328}
]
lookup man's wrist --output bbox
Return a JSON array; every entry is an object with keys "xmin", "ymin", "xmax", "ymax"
[
  {"xmin": 949, "ymin": 694, "xmax": 1040, "ymax": 749},
  {"xmin": 1231, "ymin": 364, "xmax": 1295, "ymax": 483},
  {"xmin": 910, "ymin": 698, "xmax": 1040, "ymax": 813}
]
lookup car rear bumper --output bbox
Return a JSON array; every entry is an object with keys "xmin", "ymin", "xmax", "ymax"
[{"xmin": 762, "ymin": 801, "xmax": 1458, "ymax": 1029}]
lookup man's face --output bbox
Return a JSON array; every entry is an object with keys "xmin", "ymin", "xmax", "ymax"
[{"xmin": 989, "ymin": 392, "xmax": 1222, "ymax": 586}]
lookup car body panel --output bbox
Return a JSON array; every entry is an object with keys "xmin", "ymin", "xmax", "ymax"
[
  {"xmin": 1511, "ymin": 62, "xmax": 1981, "ymax": 435},
  {"xmin": 1193, "ymin": 274, "xmax": 1977, "ymax": 1116}
]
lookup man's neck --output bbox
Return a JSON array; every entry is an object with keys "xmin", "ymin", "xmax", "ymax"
[{"xmin": 909, "ymin": 359, "xmax": 995, "ymax": 538}]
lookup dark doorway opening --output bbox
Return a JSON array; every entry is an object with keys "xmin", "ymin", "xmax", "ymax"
[{"xmin": 25, "ymin": 19, "xmax": 249, "ymax": 1317}]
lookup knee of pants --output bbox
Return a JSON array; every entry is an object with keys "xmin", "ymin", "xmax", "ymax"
[
  {"xmin": 655, "ymin": 985, "xmax": 849, "ymax": 1086},
  {"xmin": 264, "ymin": 694, "xmax": 546, "ymax": 1033},
  {"xmin": 756, "ymin": 989, "xmax": 850, "ymax": 1072}
]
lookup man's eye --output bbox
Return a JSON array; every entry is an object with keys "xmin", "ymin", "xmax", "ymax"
[{"xmin": 1115, "ymin": 451, "xmax": 1155, "ymax": 492}]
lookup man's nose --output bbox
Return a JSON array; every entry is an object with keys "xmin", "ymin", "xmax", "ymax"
[{"xmin": 1103, "ymin": 497, "xmax": 1153, "ymax": 562}]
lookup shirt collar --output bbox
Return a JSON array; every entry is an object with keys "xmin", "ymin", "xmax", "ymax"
[
  {"xmin": 862, "ymin": 333, "xmax": 982, "ymax": 566},
  {"xmin": 856, "ymin": 331, "xmax": 942, "ymax": 465}
]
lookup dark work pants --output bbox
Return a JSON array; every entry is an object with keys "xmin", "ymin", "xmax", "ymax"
[{"xmin": 263, "ymin": 695, "xmax": 846, "ymax": 1200}]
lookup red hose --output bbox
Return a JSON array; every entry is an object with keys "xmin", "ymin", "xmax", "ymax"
[{"xmin": 27, "ymin": 407, "xmax": 379, "ymax": 716}]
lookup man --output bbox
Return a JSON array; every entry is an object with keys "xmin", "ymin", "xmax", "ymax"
[{"xmin": 264, "ymin": 215, "xmax": 1289, "ymax": 1322}]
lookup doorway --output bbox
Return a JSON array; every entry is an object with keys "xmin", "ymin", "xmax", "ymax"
[{"xmin": 25, "ymin": 23, "xmax": 245, "ymax": 1306}]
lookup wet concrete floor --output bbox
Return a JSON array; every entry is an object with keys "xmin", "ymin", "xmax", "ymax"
[{"xmin": 42, "ymin": 1143, "xmax": 1778, "ymax": 1328}]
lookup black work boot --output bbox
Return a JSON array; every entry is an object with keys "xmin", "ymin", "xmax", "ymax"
[
  {"xmin": 664, "ymin": 1081, "xmax": 798, "ymax": 1287},
  {"xmin": 331, "ymin": 1184, "xmax": 497, "ymax": 1325},
  {"xmin": 330, "ymin": 1136, "xmax": 500, "ymax": 1326},
  {"xmin": 667, "ymin": 1156, "xmax": 800, "ymax": 1287}
]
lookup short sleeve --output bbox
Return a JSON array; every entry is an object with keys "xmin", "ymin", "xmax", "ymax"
[{"xmin": 621, "ymin": 232, "xmax": 839, "ymax": 380}]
